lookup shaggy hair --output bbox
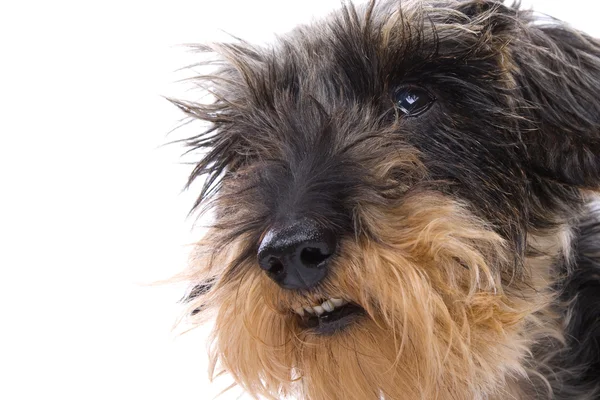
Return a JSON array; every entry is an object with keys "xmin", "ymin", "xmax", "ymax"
[{"xmin": 170, "ymin": 1, "xmax": 600, "ymax": 398}]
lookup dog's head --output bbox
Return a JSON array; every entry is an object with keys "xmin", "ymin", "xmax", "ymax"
[{"xmin": 171, "ymin": 1, "xmax": 600, "ymax": 398}]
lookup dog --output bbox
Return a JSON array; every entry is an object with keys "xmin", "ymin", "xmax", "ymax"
[{"xmin": 170, "ymin": 1, "xmax": 600, "ymax": 398}]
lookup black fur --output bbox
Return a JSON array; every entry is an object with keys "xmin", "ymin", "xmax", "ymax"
[{"xmin": 553, "ymin": 209, "xmax": 600, "ymax": 399}]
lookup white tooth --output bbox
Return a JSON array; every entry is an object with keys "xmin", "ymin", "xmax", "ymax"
[
  {"xmin": 313, "ymin": 305, "xmax": 324, "ymax": 316},
  {"xmin": 330, "ymin": 298, "xmax": 344, "ymax": 307},
  {"xmin": 294, "ymin": 307, "xmax": 305, "ymax": 317},
  {"xmin": 304, "ymin": 306, "xmax": 315, "ymax": 314},
  {"xmin": 322, "ymin": 300, "xmax": 334, "ymax": 312}
]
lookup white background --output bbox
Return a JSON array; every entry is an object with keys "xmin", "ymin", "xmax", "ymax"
[{"xmin": 1, "ymin": 1, "xmax": 598, "ymax": 399}]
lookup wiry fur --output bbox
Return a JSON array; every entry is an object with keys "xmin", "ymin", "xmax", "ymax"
[{"xmin": 170, "ymin": 1, "xmax": 600, "ymax": 398}]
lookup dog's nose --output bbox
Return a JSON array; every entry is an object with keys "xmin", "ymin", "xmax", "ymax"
[{"xmin": 258, "ymin": 218, "xmax": 337, "ymax": 290}]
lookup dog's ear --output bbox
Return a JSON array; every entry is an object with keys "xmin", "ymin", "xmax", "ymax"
[
  {"xmin": 453, "ymin": 1, "xmax": 600, "ymax": 188},
  {"xmin": 510, "ymin": 17, "xmax": 600, "ymax": 188}
]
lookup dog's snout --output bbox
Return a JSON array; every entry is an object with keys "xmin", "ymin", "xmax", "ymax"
[{"xmin": 258, "ymin": 218, "xmax": 337, "ymax": 290}]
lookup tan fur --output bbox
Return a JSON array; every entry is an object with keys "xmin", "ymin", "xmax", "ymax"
[{"xmin": 180, "ymin": 192, "xmax": 565, "ymax": 399}]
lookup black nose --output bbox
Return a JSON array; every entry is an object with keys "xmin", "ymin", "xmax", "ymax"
[{"xmin": 257, "ymin": 218, "xmax": 337, "ymax": 290}]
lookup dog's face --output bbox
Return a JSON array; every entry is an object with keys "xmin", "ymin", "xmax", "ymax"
[{"xmin": 173, "ymin": 1, "xmax": 600, "ymax": 398}]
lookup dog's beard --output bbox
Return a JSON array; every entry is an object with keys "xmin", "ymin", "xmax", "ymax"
[{"xmin": 184, "ymin": 192, "xmax": 553, "ymax": 399}]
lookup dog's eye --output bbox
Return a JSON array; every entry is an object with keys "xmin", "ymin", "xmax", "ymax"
[{"xmin": 393, "ymin": 86, "xmax": 435, "ymax": 117}]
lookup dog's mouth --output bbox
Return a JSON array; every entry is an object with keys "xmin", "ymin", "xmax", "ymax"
[{"xmin": 292, "ymin": 298, "xmax": 364, "ymax": 334}]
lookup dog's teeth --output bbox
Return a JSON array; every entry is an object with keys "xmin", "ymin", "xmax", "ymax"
[
  {"xmin": 299, "ymin": 299, "xmax": 347, "ymax": 316},
  {"xmin": 330, "ymin": 298, "xmax": 344, "ymax": 307},
  {"xmin": 321, "ymin": 300, "xmax": 334, "ymax": 312}
]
